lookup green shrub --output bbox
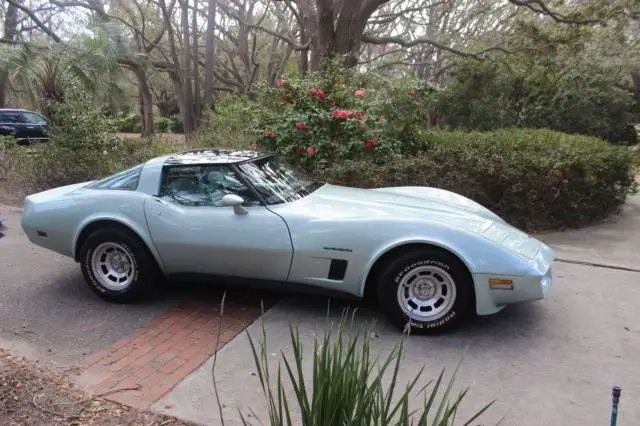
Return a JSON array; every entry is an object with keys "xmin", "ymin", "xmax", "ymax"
[
  {"xmin": 256, "ymin": 59, "xmax": 439, "ymax": 167},
  {"xmin": 241, "ymin": 310, "xmax": 493, "ymax": 425},
  {"xmin": 0, "ymin": 135, "xmax": 18, "ymax": 180},
  {"xmin": 154, "ymin": 116, "xmax": 171, "ymax": 133},
  {"xmin": 438, "ymin": 59, "xmax": 637, "ymax": 145},
  {"xmin": 8, "ymin": 93, "xmax": 176, "ymax": 192},
  {"xmin": 116, "ymin": 114, "xmax": 140, "ymax": 133},
  {"xmin": 316, "ymin": 129, "xmax": 638, "ymax": 231},
  {"xmin": 169, "ymin": 114, "xmax": 183, "ymax": 133},
  {"xmin": 190, "ymin": 93, "xmax": 272, "ymax": 150}
]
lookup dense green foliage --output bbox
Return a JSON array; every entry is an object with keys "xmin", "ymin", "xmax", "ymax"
[
  {"xmin": 8, "ymin": 94, "xmax": 175, "ymax": 191},
  {"xmin": 241, "ymin": 311, "xmax": 492, "ymax": 425},
  {"xmin": 116, "ymin": 114, "xmax": 182, "ymax": 134},
  {"xmin": 314, "ymin": 129, "xmax": 637, "ymax": 230},
  {"xmin": 256, "ymin": 62, "xmax": 438, "ymax": 166},
  {"xmin": 438, "ymin": 59, "xmax": 637, "ymax": 145}
]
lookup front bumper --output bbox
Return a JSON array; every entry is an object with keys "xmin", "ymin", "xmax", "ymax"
[{"xmin": 473, "ymin": 250, "xmax": 554, "ymax": 316}]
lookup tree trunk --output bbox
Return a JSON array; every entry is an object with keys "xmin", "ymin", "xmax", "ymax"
[
  {"xmin": 132, "ymin": 66, "xmax": 155, "ymax": 138},
  {"xmin": 308, "ymin": 0, "xmax": 387, "ymax": 71},
  {"xmin": 179, "ymin": 0, "xmax": 196, "ymax": 133},
  {"xmin": 298, "ymin": 29, "xmax": 309, "ymax": 76},
  {"xmin": 192, "ymin": 0, "xmax": 201, "ymax": 126},
  {"xmin": 203, "ymin": 0, "xmax": 217, "ymax": 118},
  {"xmin": 0, "ymin": 2, "xmax": 19, "ymax": 107}
]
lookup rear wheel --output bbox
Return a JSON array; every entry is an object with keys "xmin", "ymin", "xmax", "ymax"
[
  {"xmin": 377, "ymin": 248, "xmax": 472, "ymax": 334},
  {"xmin": 80, "ymin": 227, "xmax": 159, "ymax": 303}
]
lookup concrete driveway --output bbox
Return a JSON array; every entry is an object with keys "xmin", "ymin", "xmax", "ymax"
[
  {"xmin": 1, "ymin": 193, "xmax": 640, "ymax": 425},
  {"xmin": 157, "ymin": 193, "xmax": 640, "ymax": 425}
]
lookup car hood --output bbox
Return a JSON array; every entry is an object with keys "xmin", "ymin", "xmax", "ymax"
[
  {"xmin": 277, "ymin": 184, "xmax": 550, "ymax": 261},
  {"xmin": 296, "ymin": 184, "xmax": 501, "ymax": 226}
]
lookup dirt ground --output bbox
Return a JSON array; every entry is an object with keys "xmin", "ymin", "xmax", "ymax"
[{"xmin": 0, "ymin": 348, "xmax": 193, "ymax": 426}]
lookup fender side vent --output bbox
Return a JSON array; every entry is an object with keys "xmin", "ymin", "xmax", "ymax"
[{"xmin": 328, "ymin": 259, "xmax": 348, "ymax": 280}]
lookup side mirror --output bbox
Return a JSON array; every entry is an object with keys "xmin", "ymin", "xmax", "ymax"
[{"xmin": 221, "ymin": 194, "xmax": 247, "ymax": 215}]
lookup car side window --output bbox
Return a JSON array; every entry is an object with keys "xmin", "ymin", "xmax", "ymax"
[
  {"xmin": 159, "ymin": 165, "xmax": 260, "ymax": 207},
  {"xmin": 0, "ymin": 112, "xmax": 22, "ymax": 124},
  {"xmin": 21, "ymin": 112, "xmax": 47, "ymax": 125},
  {"xmin": 85, "ymin": 165, "xmax": 143, "ymax": 190}
]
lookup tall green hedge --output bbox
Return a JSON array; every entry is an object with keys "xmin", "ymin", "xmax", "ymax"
[
  {"xmin": 437, "ymin": 59, "xmax": 637, "ymax": 145},
  {"xmin": 317, "ymin": 129, "xmax": 638, "ymax": 231}
]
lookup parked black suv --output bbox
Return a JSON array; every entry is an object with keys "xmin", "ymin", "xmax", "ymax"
[{"xmin": 0, "ymin": 109, "xmax": 50, "ymax": 145}]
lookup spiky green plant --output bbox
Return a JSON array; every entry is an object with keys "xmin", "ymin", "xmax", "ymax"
[{"xmin": 242, "ymin": 310, "xmax": 494, "ymax": 426}]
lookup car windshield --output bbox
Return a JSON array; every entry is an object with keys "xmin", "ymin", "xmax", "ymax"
[{"xmin": 237, "ymin": 156, "xmax": 324, "ymax": 204}]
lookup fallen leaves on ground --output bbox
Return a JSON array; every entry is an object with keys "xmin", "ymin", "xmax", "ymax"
[{"xmin": 0, "ymin": 348, "xmax": 193, "ymax": 425}]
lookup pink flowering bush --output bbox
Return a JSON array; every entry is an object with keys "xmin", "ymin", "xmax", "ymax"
[{"xmin": 257, "ymin": 59, "xmax": 439, "ymax": 169}]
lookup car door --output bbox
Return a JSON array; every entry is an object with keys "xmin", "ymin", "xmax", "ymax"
[{"xmin": 143, "ymin": 163, "xmax": 294, "ymax": 282}]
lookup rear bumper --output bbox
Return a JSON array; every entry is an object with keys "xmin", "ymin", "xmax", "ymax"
[{"xmin": 473, "ymin": 250, "xmax": 554, "ymax": 316}]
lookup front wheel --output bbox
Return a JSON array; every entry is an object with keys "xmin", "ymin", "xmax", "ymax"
[
  {"xmin": 377, "ymin": 248, "xmax": 473, "ymax": 334},
  {"xmin": 79, "ymin": 227, "xmax": 159, "ymax": 303}
]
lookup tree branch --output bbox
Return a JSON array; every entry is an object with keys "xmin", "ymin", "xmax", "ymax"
[
  {"xmin": 217, "ymin": 2, "xmax": 310, "ymax": 51},
  {"xmin": 362, "ymin": 34, "xmax": 494, "ymax": 59},
  {"xmin": 4, "ymin": 0, "xmax": 62, "ymax": 42},
  {"xmin": 507, "ymin": 0, "xmax": 602, "ymax": 25}
]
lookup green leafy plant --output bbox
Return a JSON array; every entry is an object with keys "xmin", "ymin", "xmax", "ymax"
[
  {"xmin": 169, "ymin": 114, "xmax": 184, "ymax": 133},
  {"xmin": 316, "ymin": 128, "xmax": 638, "ymax": 231},
  {"xmin": 256, "ymin": 59, "xmax": 439, "ymax": 169},
  {"xmin": 8, "ymin": 91, "xmax": 177, "ymax": 192},
  {"xmin": 154, "ymin": 116, "xmax": 172, "ymax": 133},
  {"xmin": 241, "ymin": 310, "xmax": 493, "ymax": 425},
  {"xmin": 116, "ymin": 114, "xmax": 141, "ymax": 133},
  {"xmin": 438, "ymin": 58, "xmax": 637, "ymax": 145}
]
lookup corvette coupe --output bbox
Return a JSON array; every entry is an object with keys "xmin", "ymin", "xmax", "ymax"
[{"xmin": 21, "ymin": 149, "xmax": 555, "ymax": 334}]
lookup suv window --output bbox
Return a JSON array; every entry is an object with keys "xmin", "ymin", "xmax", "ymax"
[
  {"xmin": 0, "ymin": 112, "xmax": 23, "ymax": 124},
  {"xmin": 159, "ymin": 165, "xmax": 259, "ymax": 207},
  {"xmin": 85, "ymin": 165, "xmax": 143, "ymax": 190},
  {"xmin": 20, "ymin": 112, "xmax": 48, "ymax": 125}
]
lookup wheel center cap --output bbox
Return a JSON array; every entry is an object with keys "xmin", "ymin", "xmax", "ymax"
[
  {"xmin": 111, "ymin": 254, "xmax": 127, "ymax": 273},
  {"xmin": 414, "ymin": 279, "xmax": 436, "ymax": 300}
]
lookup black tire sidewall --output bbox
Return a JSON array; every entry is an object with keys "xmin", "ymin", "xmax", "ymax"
[
  {"xmin": 377, "ymin": 249, "xmax": 472, "ymax": 334},
  {"xmin": 80, "ymin": 228, "xmax": 154, "ymax": 302}
]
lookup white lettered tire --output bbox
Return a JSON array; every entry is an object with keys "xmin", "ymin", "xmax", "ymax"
[
  {"xmin": 377, "ymin": 248, "xmax": 473, "ymax": 334},
  {"xmin": 80, "ymin": 227, "xmax": 159, "ymax": 303}
]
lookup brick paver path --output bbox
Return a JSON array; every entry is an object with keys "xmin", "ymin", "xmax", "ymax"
[{"xmin": 79, "ymin": 292, "xmax": 272, "ymax": 409}]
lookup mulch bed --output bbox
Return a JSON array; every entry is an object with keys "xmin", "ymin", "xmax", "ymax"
[{"xmin": 0, "ymin": 348, "xmax": 193, "ymax": 425}]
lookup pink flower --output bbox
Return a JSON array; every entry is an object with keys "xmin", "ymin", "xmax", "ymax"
[
  {"xmin": 306, "ymin": 146, "xmax": 315, "ymax": 156},
  {"xmin": 264, "ymin": 130, "xmax": 274, "ymax": 137},
  {"xmin": 309, "ymin": 88, "xmax": 325, "ymax": 101},
  {"xmin": 379, "ymin": 115, "xmax": 385, "ymax": 121},
  {"xmin": 407, "ymin": 89, "xmax": 415, "ymax": 97},
  {"xmin": 296, "ymin": 145, "xmax": 305, "ymax": 153},
  {"xmin": 363, "ymin": 137, "xmax": 379, "ymax": 151},
  {"xmin": 350, "ymin": 111, "xmax": 365, "ymax": 120},
  {"xmin": 331, "ymin": 109, "xmax": 350, "ymax": 119},
  {"xmin": 295, "ymin": 122, "xmax": 306, "ymax": 129},
  {"xmin": 277, "ymin": 79, "xmax": 284, "ymax": 88},
  {"xmin": 355, "ymin": 89, "xmax": 365, "ymax": 97}
]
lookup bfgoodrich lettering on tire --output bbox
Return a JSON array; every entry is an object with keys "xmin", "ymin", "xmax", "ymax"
[
  {"xmin": 377, "ymin": 247, "xmax": 472, "ymax": 334},
  {"xmin": 80, "ymin": 227, "xmax": 159, "ymax": 303}
]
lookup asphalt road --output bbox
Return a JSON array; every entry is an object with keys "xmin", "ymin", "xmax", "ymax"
[{"xmin": 0, "ymin": 205, "xmax": 270, "ymax": 365}]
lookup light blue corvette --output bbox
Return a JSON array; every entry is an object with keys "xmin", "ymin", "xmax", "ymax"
[{"xmin": 21, "ymin": 149, "xmax": 555, "ymax": 334}]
